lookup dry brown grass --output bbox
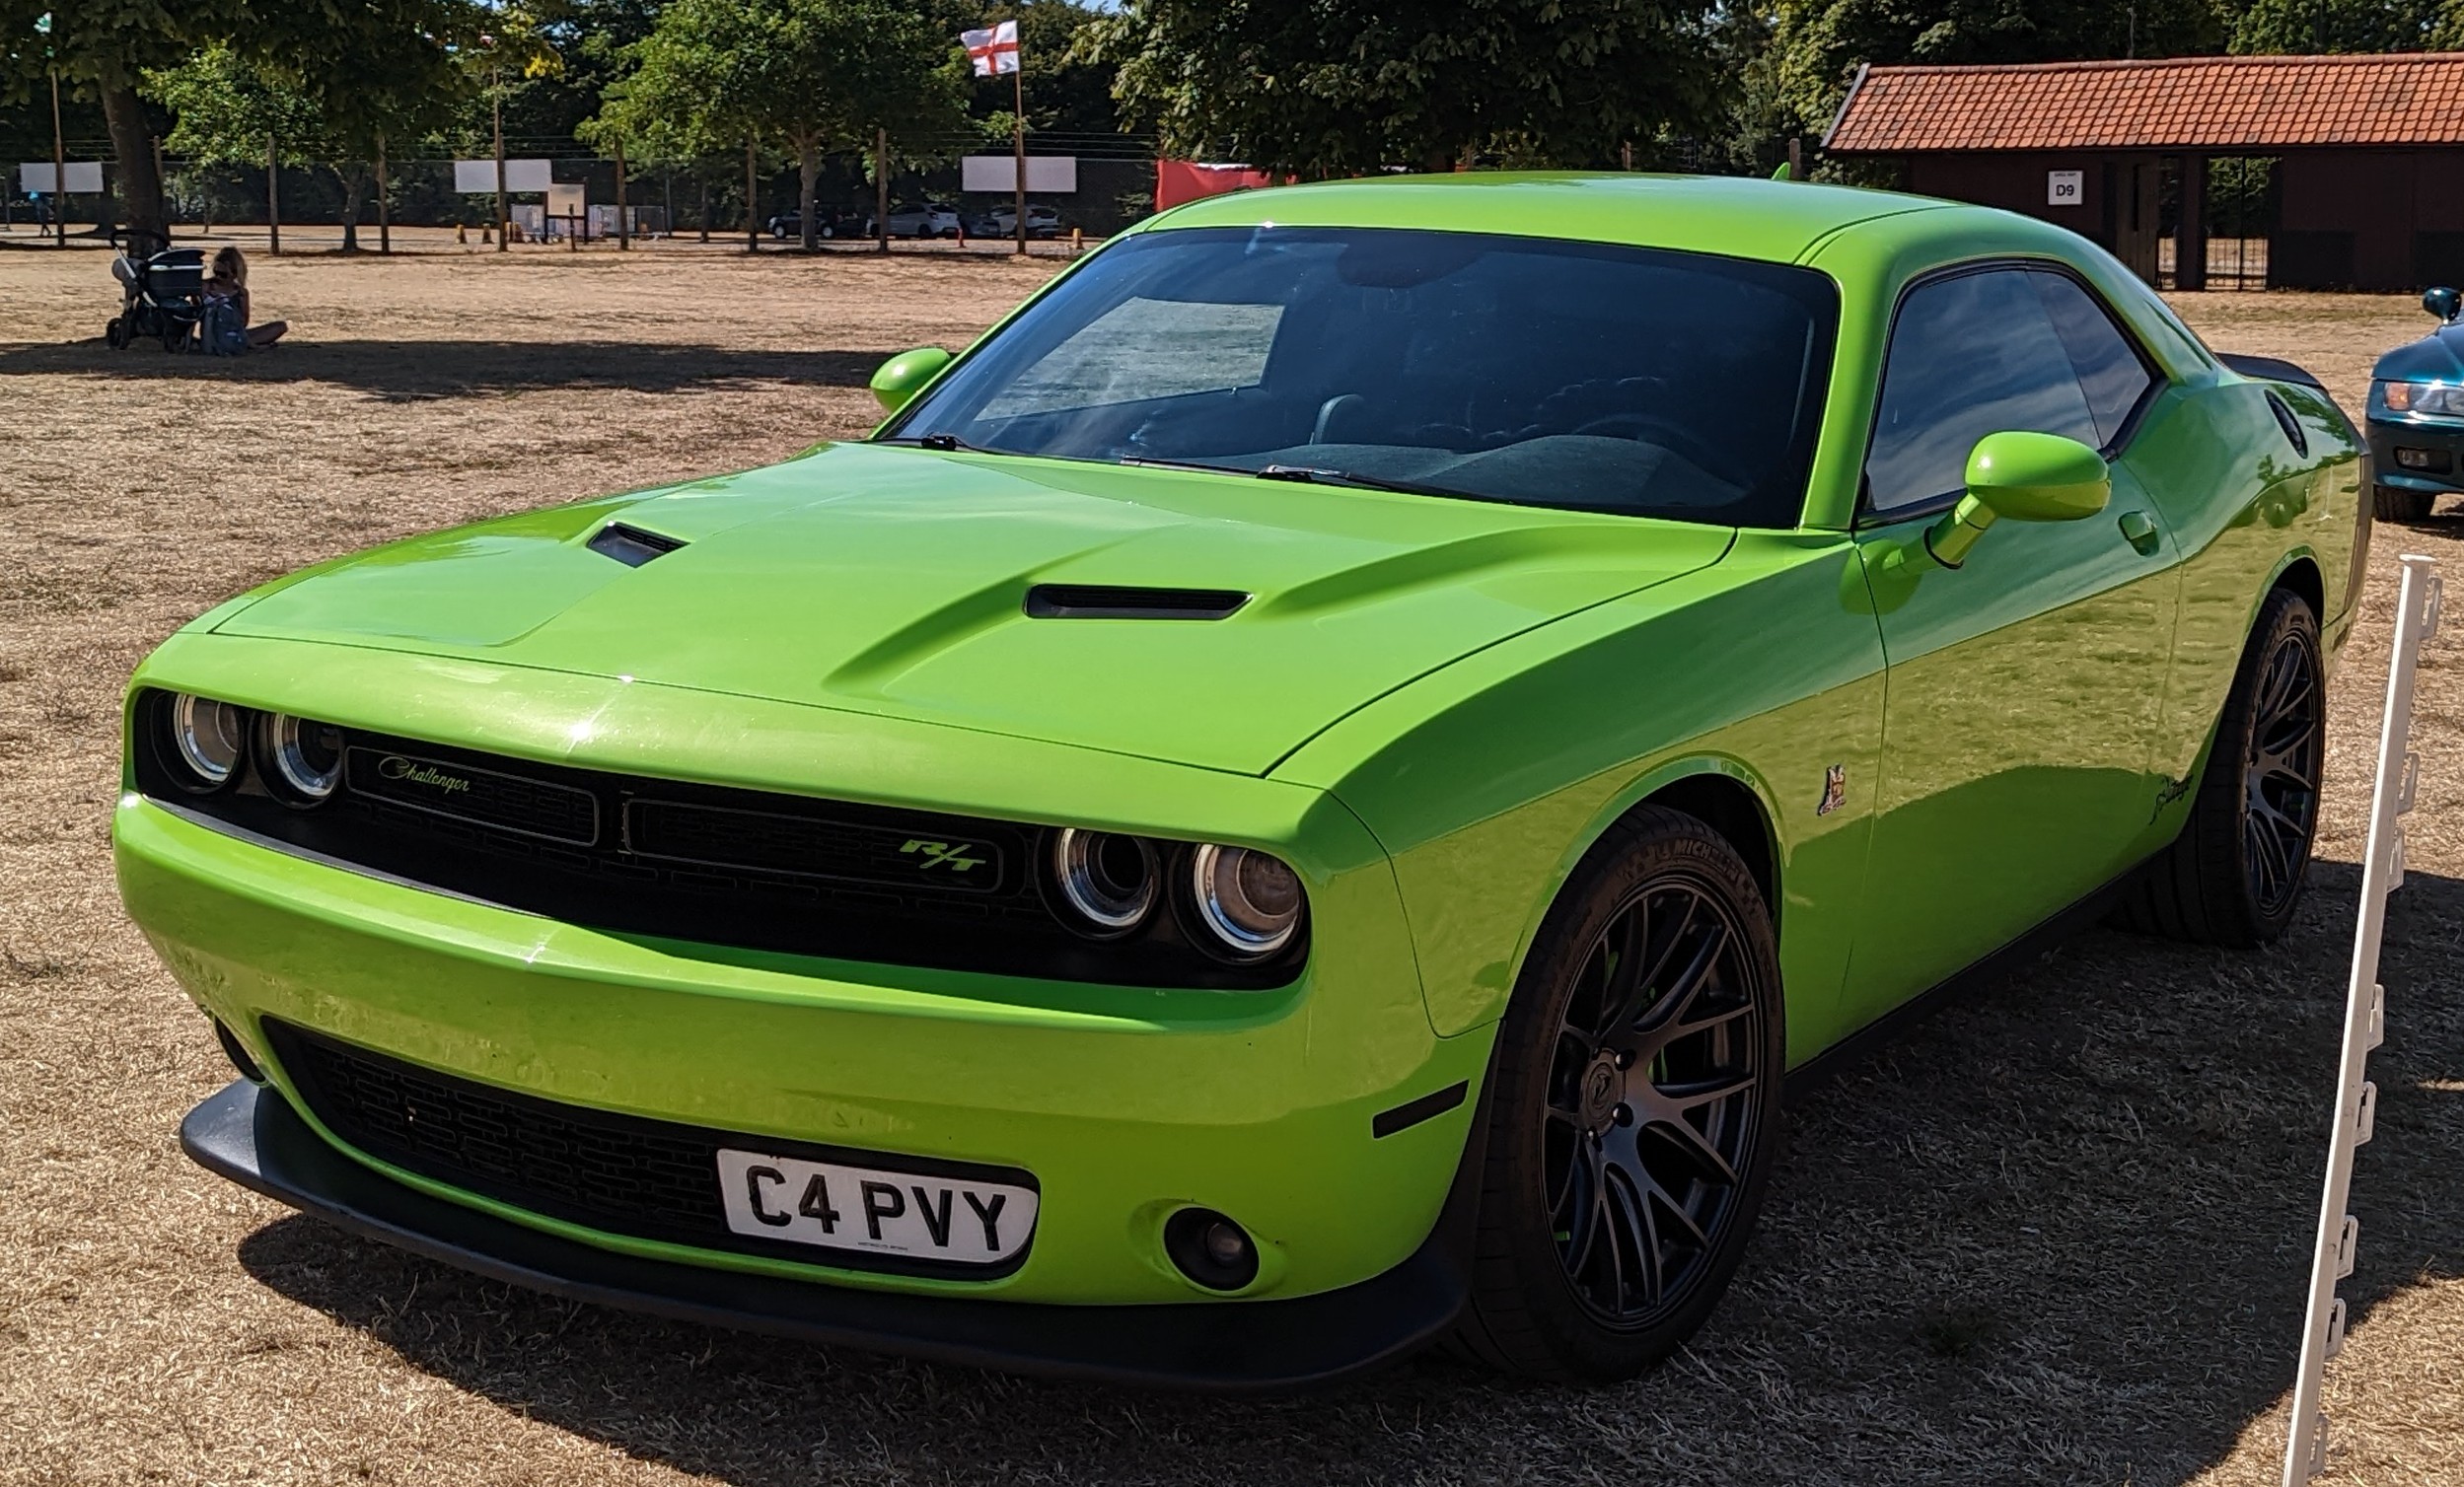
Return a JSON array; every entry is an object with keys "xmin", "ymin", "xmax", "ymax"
[{"xmin": 0, "ymin": 244, "xmax": 2458, "ymax": 1486}]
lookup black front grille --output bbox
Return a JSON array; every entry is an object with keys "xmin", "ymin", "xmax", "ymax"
[
  {"xmin": 132, "ymin": 692, "xmax": 1303, "ymax": 990},
  {"xmin": 264, "ymin": 1019, "xmax": 1035, "ymax": 1280}
]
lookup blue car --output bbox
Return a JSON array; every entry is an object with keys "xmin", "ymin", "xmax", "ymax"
[{"xmin": 2368, "ymin": 286, "xmax": 2464, "ymax": 523}]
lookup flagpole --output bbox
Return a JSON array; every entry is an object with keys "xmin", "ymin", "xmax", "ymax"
[{"xmin": 1011, "ymin": 41, "xmax": 1026, "ymax": 256}]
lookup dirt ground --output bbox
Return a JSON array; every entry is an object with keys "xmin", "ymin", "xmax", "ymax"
[{"xmin": 1, "ymin": 236, "xmax": 2459, "ymax": 1487}]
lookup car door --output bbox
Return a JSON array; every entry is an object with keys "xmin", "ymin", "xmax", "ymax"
[{"xmin": 1841, "ymin": 263, "xmax": 2182, "ymax": 1025}]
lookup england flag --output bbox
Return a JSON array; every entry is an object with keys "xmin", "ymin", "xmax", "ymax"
[{"xmin": 963, "ymin": 20, "xmax": 1020, "ymax": 77}]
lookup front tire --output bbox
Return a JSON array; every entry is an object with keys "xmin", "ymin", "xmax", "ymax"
[
  {"xmin": 2120, "ymin": 587, "xmax": 2325, "ymax": 946},
  {"xmin": 2375, "ymin": 484, "xmax": 2436, "ymax": 523},
  {"xmin": 1453, "ymin": 807, "xmax": 1784, "ymax": 1381}
]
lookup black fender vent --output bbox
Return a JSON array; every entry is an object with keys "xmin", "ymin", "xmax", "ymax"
[
  {"xmin": 1023, "ymin": 585, "xmax": 1250, "ymax": 620},
  {"xmin": 588, "ymin": 522, "xmax": 688, "ymax": 567}
]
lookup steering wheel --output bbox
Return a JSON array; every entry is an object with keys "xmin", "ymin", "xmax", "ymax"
[{"xmin": 1569, "ymin": 411, "xmax": 1727, "ymax": 472}]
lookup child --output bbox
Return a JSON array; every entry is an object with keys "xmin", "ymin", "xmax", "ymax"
[{"xmin": 203, "ymin": 248, "xmax": 288, "ymax": 348}]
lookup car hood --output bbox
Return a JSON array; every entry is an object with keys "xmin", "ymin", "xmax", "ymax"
[
  {"xmin": 216, "ymin": 443, "xmax": 1733, "ymax": 774},
  {"xmin": 2372, "ymin": 323, "xmax": 2464, "ymax": 384}
]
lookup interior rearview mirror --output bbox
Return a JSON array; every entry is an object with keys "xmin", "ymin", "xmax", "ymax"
[
  {"xmin": 1925, "ymin": 431, "xmax": 2110, "ymax": 569},
  {"xmin": 870, "ymin": 346, "xmax": 954, "ymax": 414},
  {"xmin": 2425, "ymin": 286, "xmax": 2460, "ymax": 323}
]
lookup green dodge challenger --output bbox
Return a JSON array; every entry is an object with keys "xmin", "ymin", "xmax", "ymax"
[{"xmin": 118, "ymin": 176, "xmax": 2366, "ymax": 1387}]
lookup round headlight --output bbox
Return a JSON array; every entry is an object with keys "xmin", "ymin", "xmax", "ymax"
[
  {"xmin": 165, "ymin": 693, "xmax": 249, "ymax": 790},
  {"xmin": 1189, "ymin": 844, "xmax": 1303, "ymax": 958},
  {"xmin": 1051, "ymin": 828, "xmax": 1158, "ymax": 935},
  {"xmin": 258, "ymin": 713, "xmax": 345, "ymax": 805}
]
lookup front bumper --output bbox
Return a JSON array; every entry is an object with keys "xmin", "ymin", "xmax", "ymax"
[
  {"xmin": 184, "ymin": 1077, "xmax": 1470, "ymax": 1390},
  {"xmin": 119, "ymin": 787, "xmax": 1486, "ymax": 1309},
  {"xmin": 2365, "ymin": 414, "xmax": 2464, "ymax": 494}
]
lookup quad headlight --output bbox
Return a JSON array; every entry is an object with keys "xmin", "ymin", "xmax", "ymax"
[
  {"xmin": 1189, "ymin": 843, "xmax": 1304, "ymax": 959},
  {"xmin": 1051, "ymin": 827, "xmax": 1159, "ymax": 935},
  {"xmin": 1046, "ymin": 828, "xmax": 1306, "ymax": 964},
  {"xmin": 257, "ymin": 712, "xmax": 345, "ymax": 806},
  {"xmin": 161, "ymin": 692, "xmax": 250, "ymax": 791}
]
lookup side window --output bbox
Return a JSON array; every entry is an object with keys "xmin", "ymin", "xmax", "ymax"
[
  {"xmin": 1864, "ymin": 269, "xmax": 2102, "ymax": 516},
  {"xmin": 2029, "ymin": 272, "xmax": 2155, "ymax": 448}
]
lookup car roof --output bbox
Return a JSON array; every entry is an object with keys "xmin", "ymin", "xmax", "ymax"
[{"xmin": 1141, "ymin": 173, "xmax": 1956, "ymax": 265}]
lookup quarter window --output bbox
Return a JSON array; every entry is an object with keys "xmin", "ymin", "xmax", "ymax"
[{"xmin": 1864, "ymin": 267, "xmax": 2152, "ymax": 516}]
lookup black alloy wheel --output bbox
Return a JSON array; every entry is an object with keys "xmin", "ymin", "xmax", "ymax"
[
  {"xmin": 2118, "ymin": 586, "xmax": 2326, "ymax": 946},
  {"xmin": 2242, "ymin": 621, "xmax": 2324, "ymax": 920},
  {"xmin": 1545, "ymin": 879, "xmax": 1765, "ymax": 1324},
  {"xmin": 1456, "ymin": 806, "xmax": 1784, "ymax": 1381}
]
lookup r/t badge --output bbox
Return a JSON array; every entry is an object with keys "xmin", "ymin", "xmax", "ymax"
[{"xmin": 1817, "ymin": 764, "xmax": 1847, "ymax": 816}]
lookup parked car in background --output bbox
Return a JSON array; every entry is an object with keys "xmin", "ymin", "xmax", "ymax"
[
  {"xmin": 966, "ymin": 205, "xmax": 1063, "ymax": 240},
  {"xmin": 2365, "ymin": 284, "xmax": 2464, "ymax": 522},
  {"xmin": 862, "ymin": 202, "xmax": 963, "ymax": 240},
  {"xmin": 766, "ymin": 208, "xmax": 860, "ymax": 241}
]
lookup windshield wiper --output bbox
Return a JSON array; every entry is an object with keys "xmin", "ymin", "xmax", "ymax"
[
  {"xmin": 1254, "ymin": 463, "xmax": 1483, "ymax": 501},
  {"xmin": 877, "ymin": 432, "xmax": 1003, "ymax": 454}
]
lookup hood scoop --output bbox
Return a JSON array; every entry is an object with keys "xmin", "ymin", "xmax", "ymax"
[
  {"xmin": 587, "ymin": 522, "xmax": 688, "ymax": 568},
  {"xmin": 1024, "ymin": 584, "xmax": 1251, "ymax": 620}
]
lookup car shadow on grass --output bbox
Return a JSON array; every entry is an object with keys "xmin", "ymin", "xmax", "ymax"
[
  {"xmin": 0, "ymin": 339, "xmax": 883, "ymax": 401},
  {"xmin": 234, "ymin": 864, "xmax": 2464, "ymax": 1487}
]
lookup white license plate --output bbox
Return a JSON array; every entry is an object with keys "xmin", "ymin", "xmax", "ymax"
[{"xmin": 715, "ymin": 1149, "xmax": 1037, "ymax": 1265}]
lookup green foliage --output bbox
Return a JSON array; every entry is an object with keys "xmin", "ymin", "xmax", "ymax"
[
  {"xmin": 594, "ymin": 0, "xmax": 966, "ymax": 158},
  {"xmin": 148, "ymin": 42, "xmax": 324, "ymax": 165},
  {"xmin": 2223, "ymin": 0, "xmax": 2446, "ymax": 53},
  {"xmin": 1091, "ymin": 0, "xmax": 1730, "ymax": 175}
]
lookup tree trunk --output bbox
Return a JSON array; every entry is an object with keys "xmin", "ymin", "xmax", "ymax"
[
  {"xmin": 100, "ymin": 84, "xmax": 161, "ymax": 242},
  {"xmin": 336, "ymin": 164, "xmax": 366, "ymax": 252},
  {"xmin": 744, "ymin": 137, "xmax": 759, "ymax": 252},
  {"xmin": 798, "ymin": 135, "xmax": 820, "ymax": 253},
  {"xmin": 698, "ymin": 171, "xmax": 709, "ymax": 243}
]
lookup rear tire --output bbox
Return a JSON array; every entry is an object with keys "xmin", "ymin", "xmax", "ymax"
[
  {"xmin": 2118, "ymin": 587, "xmax": 2325, "ymax": 947},
  {"xmin": 1451, "ymin": 806, "xmax": 1784, "ymax": 1381},
  {"xmin": 2375, "ymin": 484, "xmax": 2436, "ymax": 523},
  {"xmin": 106, "ymin": 316, "xmax": 128, "ymax": 349}
]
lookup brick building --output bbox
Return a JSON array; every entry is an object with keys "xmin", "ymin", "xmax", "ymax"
[{"xmin": 1823, "ymin": 52, "xmax": 2464, "ymax": 291}]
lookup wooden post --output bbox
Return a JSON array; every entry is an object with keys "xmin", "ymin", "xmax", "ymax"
[
  {"xmin": 1011, "ymin": 61, "xmax": 1027, "ymax": 254},
  {"xmin": 615, "ymin": 138, "xmax": 629, "ymax": 250},
  {"xmin": 48, "ymin": 69, "xmax": 66, "ymax": 248},
  {"xmin": 493, "ymin": 63, "xmax": 508, "ymax": 253},
  {"xmin": 266, "ymin": 133, "xmax": 280, "ymax": 255},
  {"xmin": 744, "ymin": 137, "xmax": 759, "ymax": 251},
  {"xmin": 875, "ymin": 127, "xmax": 890, "ymax": 254},
  {"xmin": 697, "ymin": 170, "xmax": 709, "ymax": 243},
  {"xmin": 376, "ymin": 133, "xmax": 390, "ymax": 253}
]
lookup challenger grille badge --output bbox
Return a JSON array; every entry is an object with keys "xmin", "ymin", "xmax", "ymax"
[
  {"xmin": 1817, "ymin": 764, "xmax": 1847, "ymax": 816},
  {"xmin": 901, "ymin": 838, "xmax": 987, "ymax": 873},
  {"xmin": 377, "ymin": 755, "xmax": 472, "ymax": 796}
]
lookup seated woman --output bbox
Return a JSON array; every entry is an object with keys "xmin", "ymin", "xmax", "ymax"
[{"xmin": 204, "ymin": 248, "xmax": 288, "ymax": 348}]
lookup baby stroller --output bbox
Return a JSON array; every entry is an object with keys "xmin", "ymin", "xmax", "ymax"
[{"xmin": 105, "ymin": 228, "xmax": 207, "ymax": 352}]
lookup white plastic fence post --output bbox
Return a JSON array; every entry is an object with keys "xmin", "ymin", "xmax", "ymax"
[{"xmin": 2283, "ymin": 553, "xmax": 2442, "ymax": 1485}]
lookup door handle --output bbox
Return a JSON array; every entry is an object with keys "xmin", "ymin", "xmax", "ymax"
[{"xmin": 2118, "ymin": 509, "xmax": 2161, "ymax": 554}]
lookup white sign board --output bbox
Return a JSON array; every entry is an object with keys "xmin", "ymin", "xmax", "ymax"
[
  {"xmin": 2047, "ymin": 169, "xmax": 2083, "ymax": 207},
  {"xmin": 546, "ymin": 182, "xmax": 586, "ymax": 219},
  {"xmin": 20, "ymin": 162, "xmax": 103, "ymax": 193},
  {"xmin": 454, "ymin": 158, "xmax": 553, "ymax": 194},
  {"xmin": 962, "ymin": 155, "xmax": 1078, "ymax": 194}
]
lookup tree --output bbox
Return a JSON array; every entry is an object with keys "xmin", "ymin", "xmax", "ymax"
[
  {"xmin": 0, "ymin": 0, "xmax": 482, "ymax": 244},
  {"xmin": 148, "ymin": 32, "xmax": 471, "ymax": 251},
  {"xmin": 2225, "ymin": 0, "xmax": 2447, "ymax": 53},
  {"xmin": 594, "ymin": 0, "xmax": 965, "ymax": 253},
  {"xmin": 1090, "ymin": 0, "xmax": 1729, "ymax": 176},
  {"xmin": 1774, "ymin": 0, "xmax": 2223, "ymax": 136}
]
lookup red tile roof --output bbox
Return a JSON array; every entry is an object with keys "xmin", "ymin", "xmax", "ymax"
[{"xmin": 1825, "ymin": 53, "xmax": 2464, "ymax": 153}]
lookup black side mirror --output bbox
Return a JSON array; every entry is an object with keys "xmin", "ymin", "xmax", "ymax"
[{"xmin": 2426, "ymin": 286, "xmax": 2461, "ymax": 322}]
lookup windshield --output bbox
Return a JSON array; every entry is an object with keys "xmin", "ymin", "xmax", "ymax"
[{"xmin": 884, "ymin": 226, "xmax": 1839, "ymax": 525}]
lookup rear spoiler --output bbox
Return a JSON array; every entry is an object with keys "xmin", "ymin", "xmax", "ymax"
[{"xmin": 2218, "ymin": 352, "xmax": 2326, "ymax": 391}]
